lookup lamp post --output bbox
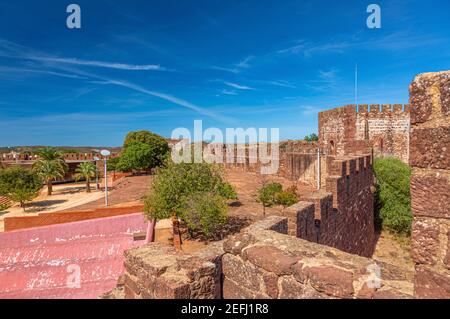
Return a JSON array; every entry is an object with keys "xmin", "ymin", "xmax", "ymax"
[
  {"xmin": 100, "ymin": 150, "xmax": 111, "ymax": 206},
  {"xmin": 93, "ymin": 156, "xmax": 100, "ymax": 191}
]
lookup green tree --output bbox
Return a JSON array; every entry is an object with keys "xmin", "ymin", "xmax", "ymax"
[
  {"xmin": 74, "ymin": 162, "xmax": 97, "ymax": 193},
  {"xmin": 33, "ymin": 147, "xmax": 68, "ymax": 196},
  {"xmin": 118, "ymin": 141, "xmax": 157, "ymax": 173},
  {"xmin": 257, "ymin": 182, "xmax": 283, "ymax": 216},
  {"xmin": 106, "ymin": 156, "xmax": 120, "ymax": 172},
  {"xmin": 373, "ymin": 157, "xmax": 412, "ymax": 236},
  {"xmin": 304, "ymin": 133, "xmax": 319, "ymax": 142},
  {"xmin": 144, "ymin": 160, "xmax": 235, "ymax": 244},
  {"xmin": 123, "ymin": 130, "xmax": 169, "ymax": 168},
  {"xmin": 0, "ymin": 166, "xmax": 42, "ymax": 211}
]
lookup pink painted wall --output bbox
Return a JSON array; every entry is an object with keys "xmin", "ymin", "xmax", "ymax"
[{"xmin": 0, "ymin": 213, "xmax": 147, "ymax": 299}]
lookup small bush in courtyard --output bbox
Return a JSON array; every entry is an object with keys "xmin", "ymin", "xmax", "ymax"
[
  {"xmin": 257, "ymin": 182, "xmax": 283, "ymax": 208},
  {"xmin": 276, "ymin": 187, "xmax": 298, "ymax": 209},
  {"xmin": 180, "ymin": 192, "xmax": 228, "ymax": 238},
  {"xmin": 373, "ymin": 157, "xmax": 412, "ymax": 236}
]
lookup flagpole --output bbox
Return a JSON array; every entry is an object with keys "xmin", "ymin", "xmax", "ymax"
[{"xmin": 355, "ymin": 64, "xmax": 358, "ymax": 107}]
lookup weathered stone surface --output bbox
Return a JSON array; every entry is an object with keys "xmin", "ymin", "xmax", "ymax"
[
  {"xmin": 262, "ymin": 271, "xmax": 279, "ymax": 298},
  {"xmin": 411, "ymin": 218, "xmax": 440, "ymax": 265},
  {"xmin": 373, "ymin": 288, "xmax": 411, "ymax": 299},
  {"xmin": 223, "ymin": 232, "xmax": 255, "ymax": 255},
  {"xmin": 300, "ymin": 265, "xmax": 354, "ymax": 298},
  {"xmin": 221, "ymin": 253, "xmax": 262, "ymax": 291},
  {"xmin": 278, "ymin": 276, "xmax": 307, "ymax": 299},
  {"xmin": 410, "ymin": 127, "xmax": 450, "ymax": 169},
  {"xmin": 222, "ymin": 278, "xmax": 256, "ymax": 299},
  {"xmin": 410, "ymin": 172, "xmax": 450, "ymax": 219},
  {"xmin": 243, "ymin": 245, "xmax": 298, "ymax": 276},
  {"xmin": 355, "ymin": 282, "xmax": 376, "ymax": 299},
  {"xmin": 414, "ymin": 266, "xmax": 450, "ymax": 299},
  {"xmin": 445, "ymin": 231, "xmax": 450, "ymax": 270},
  {"xmin": 409, "ymin": 77, "xmax": 434, "ymax": 124}
]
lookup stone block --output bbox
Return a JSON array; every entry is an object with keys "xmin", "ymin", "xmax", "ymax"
[
  {"xmin": 298, "ymin": 265, "xmax": 354, "ymax": 298},
  {"xmin": 414, "ymin": 266, "xmax": 450, "ymax": 299},
  {"xmin": 410, "ymin": 171, "xmax": 450, "ymax": 219},
  {"xmin": 411, "ymin": 218, "xmax": 440, "ymax": 265},
  {"xmin": 243, "ymin": 245, "xmax": 298, "ymax": 276}
]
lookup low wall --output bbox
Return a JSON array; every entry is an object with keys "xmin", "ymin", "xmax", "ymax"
[
  {"xmin": 113, "ymin": 216, "xmax": 412, "ymax": 299},
  {"xmin": 222, "ymin": 216, "xmax": 412, "ymax": 299},
  {"xmin": 120, "ymin": 241, "xmax": 224, "ymax": 299},
  {"xmin": 3, "ymin": 204, "xmax": 144, "ymax": 232}
]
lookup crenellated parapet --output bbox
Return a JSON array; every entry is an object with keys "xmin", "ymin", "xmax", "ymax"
[{"xmin": 284, "ymin": 154, "xmax": 375, "ymax": 257}]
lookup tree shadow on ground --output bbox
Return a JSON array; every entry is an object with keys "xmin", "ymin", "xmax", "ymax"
[
  {"xmin": 24, "ymin": 200, "xmax": 68, "ymax": 213},
  {"xmin": 57, "ymin": 186, "xmax": 88, "ymax": 195}
]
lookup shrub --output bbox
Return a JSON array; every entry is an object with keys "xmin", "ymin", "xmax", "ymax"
[
  {"xmin": 0, "ymin": 203, "xmax": 10, "ymax": 212},
  {"xmin": 373, "ymin": 157, "xmax": 412, "ymax": 236},
  {"xmin": 216, "ymin": 182, "xmax": 238, "ymax": 200},
  {"xmin": 180, "ymin": 192, "xmax": 228, "ymax": 238},
  {"xmin": 276, "ymin": 189, "xmax": 298, "ymax": 208},
  {"xmin": 257, "ymin": 182, "xmax": 283, "ymax": 207}
]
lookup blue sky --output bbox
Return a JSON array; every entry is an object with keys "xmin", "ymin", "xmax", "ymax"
[{"xmin": 0, "ymin": 0, "xmax": 449, "ymax": 146}]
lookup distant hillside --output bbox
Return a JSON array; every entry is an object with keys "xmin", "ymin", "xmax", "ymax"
[{"xmin": 0, "ymin": 146, "xmax": 122, "ymax": 155}]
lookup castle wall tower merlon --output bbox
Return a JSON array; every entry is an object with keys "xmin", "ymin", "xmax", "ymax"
[
  {"xmin": 358, "ymin": 104, "xmax": 369, "ymax": 114},
  {"xmin": 370, "ymin": 104, "xmax": 380, "ymax": 113},
  {"xmin": 381, "ymin": 104, "xmax": 392, "ymax": 113},
  {"xmin": 393, "ymin": 104, "xmax": 403, "ymax": 113}
]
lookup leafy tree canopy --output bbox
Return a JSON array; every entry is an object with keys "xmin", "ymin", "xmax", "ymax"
[
  {"xmin": 304, "ymin": 133, "xmax": 319, "ymax": 142},
  {"xmin": 0, "ymin": 166, "xmax": 42, "ymax": 209},
  {"xmin": 121, "ymin": 131, "xmax": 170, "ymax": 171},
  {"xmin": 373, "ymin": 157, "xmax": 412, "ymax": 236}
]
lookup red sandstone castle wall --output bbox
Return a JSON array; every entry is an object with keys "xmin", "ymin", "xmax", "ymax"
[
  {"xmin": 285, "ymin": 154, "xmax": 375, "ymax": 257},
  {"xmin": 409, "ymin": 71, "xmax": 450, "ymax": 298},
  {"xmin": 3, "ymin": 204, "xmax": 144, "ymax": 232},
  {"xmin": 319, "ymin": 104, "xmax": 410, "ymax": 163}
]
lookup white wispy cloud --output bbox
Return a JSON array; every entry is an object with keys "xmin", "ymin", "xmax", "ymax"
[
  {"xmin": 224, "ymin": 82, "xmax": 254, "ymax": 90},
  {"xmin": 235, "ymin": 56, "xmax": 253, "ymax": 69},
  {"xmin": 0, "ymin": 38, "xmax": 166, "ymax": 71},
  {"xmin": 0, "ymin": 38, "xmax": 232, "ymax": 123},
  {"xmin": 318, "ymin": 69, "xmax": 338, "ymax": 81},
  {"xmin": 0, "ymin": 66, "xmax": 88, "ymax": 80},
  {"xmin": 276, "ymin": 31, "xmax": 447, "ymax": 58},
  {"xmin": 27, "ymin": 56, "xmax": 165, "ymax": 71},
  {"xmin": 210, "ymin": 66, "xmax": 240, "ymax": 74},
  {"xmin": 221, "ymin": 89, "xmax": 238, "ymax": 96},
  {"xmin": 212, "ymin": 55, "xmax": 254, "ymax": 74},
  {"xmin": 253, "ymin": 80, "xmax": 296, "ymax": 89}
]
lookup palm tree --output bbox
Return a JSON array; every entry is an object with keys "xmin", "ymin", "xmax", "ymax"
[
  {"xmin": 74, "ymin": 162, "xmax": 97, "ymax": 193},
  {"xmin": 33, "ymin": 147, "xmax": 67, "ymax": 196}
]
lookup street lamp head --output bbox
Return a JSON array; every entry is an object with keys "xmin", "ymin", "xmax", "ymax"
[{"xmin": 100, "ymin": 150, "xmax": 111, "ymax": 157}]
